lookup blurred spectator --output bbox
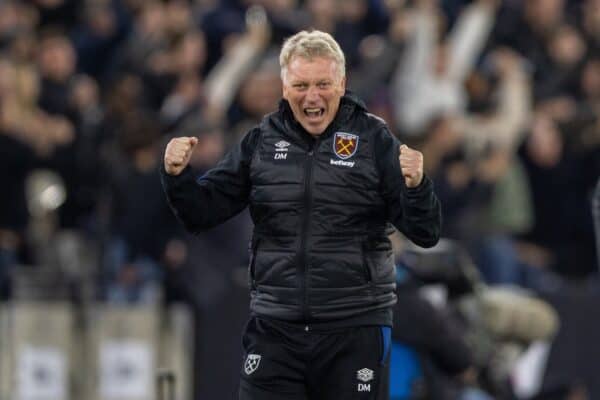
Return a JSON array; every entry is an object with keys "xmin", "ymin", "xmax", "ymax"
[
  {"xmin": 34, "ymin": 29, "xmax": 109, "ymax": 229},
  {"xmin": 492, "ymin": 0, "xmax": 566, "ymax": 69},
  {"xmin": 0, "ymin": 130, "xmax": 37, "ymax": 300},
  {"xmin": 454, "ymin": 49, "xmax": 534, "ymax": 286},
  {"xmin": 103, "ymin": 114, "xmax": 178, "ymax": 304},
  {"xmin": 0, "ymin": 1, "xmax": 39, "ymax": 46},
  {"xmin": 163, "ymin": 119, "xmax": 253, "ymax": 399},
  {"xmin": 37, "ymin": 28, "xmax": 77, "ymax": 116},
  {"xmin": 158, "ymin": 29, "xmax": 208, "ymax": 131},
  {"xmin": 31, "ymin": 0, "xmax": 80, "ymax": 30},
  {"xmin": 534, "ymin": 24, "xmax": 586, "ymax": 105},
  {"xmin": 580, "ymin": 0, "xmax": 600, "ymax": 54},
  {"xmin": 71, "ymin": 0, "xmax": 128, "ymax": 81},
  {"xmin": 419, "ymin": 48, "xmax": 537, "ymax": 287},
  {"xmin": 392, "ymin": 0, "xmax": 498, "ymax": 136},
  {"xmin": 0, "ymin": 54, "xmax": 72, "ymax": 297},
  {"xmin": 0, "ymin": 0, "xmax": 599, "ymax": 397},
  {"xmin": 228, "ymin": 55, "xmax": 281, "ymax": 141},
  {"xmin": 518, "ymin": 111, "xmax": 598, "ymax": 278},
  {"xmin": 335, "ymin": 0, "xmax": 389, "ymax": 68},
  {"xmin": 303, "ymin": 0, "xmax": 337, "ymax": 32},
  {"xmin": 200, "ymin": 0, "xmax": 250, "ymax": 71}
]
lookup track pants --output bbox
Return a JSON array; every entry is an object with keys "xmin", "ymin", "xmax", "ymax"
[{"xmin": 239, "ymin": 317, "xmax": 391, "ymax": 400}]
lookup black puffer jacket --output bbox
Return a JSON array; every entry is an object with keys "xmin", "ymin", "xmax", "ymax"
[{"xmin": 161, "ymin": 92, "xmax": 441, "ymax": 328}]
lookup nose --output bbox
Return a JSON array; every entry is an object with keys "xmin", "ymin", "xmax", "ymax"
[{"xmin": 306, "ymin": 85, "xmax": 319, "ymax": 102}]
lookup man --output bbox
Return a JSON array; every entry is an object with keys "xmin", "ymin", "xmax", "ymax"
[{"xmin": 161, "ymin": 30, "xmax": 441, "ymax": 400}]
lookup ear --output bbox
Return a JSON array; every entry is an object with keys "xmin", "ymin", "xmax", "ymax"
[
  {"xmin": 282, "ymin": 81, "xmax": 289, "ymax": 101},
  {"xmin": 339, "ymin": 75, "xmax": 346, "ymax": 94},
  {"xmin": 281, "ymin": 69, "xmax": 289, "ymax": 100},
  {"xmin": 281, "ymin": 70, "xmax": 290, "ymax": 100}
]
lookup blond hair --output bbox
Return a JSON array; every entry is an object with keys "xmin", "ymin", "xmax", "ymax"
[{"xmin": 279, "ymin": 30, "xmax": 346, "ymax": 83}]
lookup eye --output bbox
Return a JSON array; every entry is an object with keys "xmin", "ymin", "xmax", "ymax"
[
  {"xmin": 318, "ymin": 82, "xmax": 331, "ymax": 89},
  {"xmin": 293, "ymin": 83, "xmax": 308, "ymax": 90}
]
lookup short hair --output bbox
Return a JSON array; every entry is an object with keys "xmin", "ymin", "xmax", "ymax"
[{"xmin": 279, "ymin": 30, "xmax": 346, "ymax": 83}]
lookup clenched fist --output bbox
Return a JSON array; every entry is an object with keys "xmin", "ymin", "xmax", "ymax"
[
  {"xmin": 399, "ymin": 144, "xmax": 424, "ymax": 188},
  {"xmin": 164, "ymin": 136, "xmax": 198, "ymax": 176}
]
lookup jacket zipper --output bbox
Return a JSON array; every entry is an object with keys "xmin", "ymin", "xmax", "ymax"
[{"xmin": 299, "ymin": 139, "xmax": 318, "ymax": 321}]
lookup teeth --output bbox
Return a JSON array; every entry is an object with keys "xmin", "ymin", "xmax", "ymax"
[{"xmin": 304, "ymin": 108, "xmax": 323, "ymax": 117}]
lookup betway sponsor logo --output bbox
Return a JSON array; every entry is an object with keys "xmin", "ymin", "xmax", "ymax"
[{"xmin": 330, "ymin": 159, "xmax": 355, "ymax": 168}]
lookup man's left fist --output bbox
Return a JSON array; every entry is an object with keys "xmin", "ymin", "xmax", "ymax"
[{"xmin": 399, "ymin": 144, "xmax": 424, "ymax": 188}]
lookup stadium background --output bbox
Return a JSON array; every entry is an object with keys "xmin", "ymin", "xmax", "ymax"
[{"xmin": 0, "ymin": 0, "xmax": 598, "ymax": 399}]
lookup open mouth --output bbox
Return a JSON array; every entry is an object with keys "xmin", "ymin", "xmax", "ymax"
[{"xmin": 304, "ymin": 107, "xmax": 325, "ymax": 118}]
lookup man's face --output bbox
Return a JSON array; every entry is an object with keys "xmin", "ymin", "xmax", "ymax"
[{"xmin": 282, "ymin": 56, "xmax": 345, "ymax": 136}]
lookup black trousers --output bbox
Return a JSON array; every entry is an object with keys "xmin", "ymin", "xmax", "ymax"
[{"xmin": 239, "ymin": 317, "xmax": 391, "ymax": 400}]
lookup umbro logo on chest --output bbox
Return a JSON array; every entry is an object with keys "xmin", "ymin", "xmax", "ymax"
[{"xmin": 273, "ymin": 140, "xmax": 290, "ymax": 160}]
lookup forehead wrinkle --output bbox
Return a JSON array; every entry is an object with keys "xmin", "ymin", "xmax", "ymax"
[{"xmin": 284, "ymin": 57, "xmax": 340, "ymax": 85}]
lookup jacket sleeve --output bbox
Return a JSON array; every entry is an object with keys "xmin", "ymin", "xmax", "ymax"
[
  {"xmin": 160, "ymin": 128, "xmax": 260, "ymax": 234},
  {"xmin": 374, "ymin": 126, "xmax": 441, "ymax": 248}
]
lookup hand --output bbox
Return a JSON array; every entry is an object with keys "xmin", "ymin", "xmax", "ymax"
[
  {"xmin": 489, "ymin": 47, "xmax": 521, "ymax": 77},
  {"xmin": 399, "ymin": 144, "xmax": 424, "ymax": 188},
  {"xmin": 164, "ymin": 136, "xmax": 198, "ymax": 176}
]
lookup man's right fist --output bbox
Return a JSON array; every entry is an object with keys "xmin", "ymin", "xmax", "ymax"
[{"xmin": 164, "ymin": 136, "xmax": 198, "ymax": 176}]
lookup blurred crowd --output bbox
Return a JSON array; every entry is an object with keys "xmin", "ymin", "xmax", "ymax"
[{"xmin": 0, "ymin": 0, "xmax": 599, "ymax": 397}]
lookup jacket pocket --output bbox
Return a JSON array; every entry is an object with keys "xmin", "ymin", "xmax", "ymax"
[{"xmin": 362, "ymin": 239, "xmax": 394, "ymax": 284}]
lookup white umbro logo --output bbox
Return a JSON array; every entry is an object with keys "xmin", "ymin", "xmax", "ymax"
[
  {"xmin": 357, "ymin": 368, "xmax": 374, "ymax": 383},
  {"xmin": 275, "ymin": 141, "xmax": 290, "ymax": 151},
  {"xmin": 357, "ymin": 368, "xmax": 374, "ymax": 392},
  {"xmin": 244, "ymin": 354, "xmax": 261, "ymax": 375}
]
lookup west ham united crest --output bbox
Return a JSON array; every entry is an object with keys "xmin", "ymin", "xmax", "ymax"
[
  {"xmin": 244, "ymin": 354, "xmax": 261, "ymax": 375},
  {"xmin": 333, "ymin": 132, "xmax": 359, "ymax": 160}
]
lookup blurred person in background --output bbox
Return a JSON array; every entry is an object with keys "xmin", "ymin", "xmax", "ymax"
[
  {"xmin": 157, "ymin": 28, "xmax": 208, "ymax": 131},
  {"xmin": 580, "ymin": 0, "xmax": 600, "ymax": 54},
  {"xmin": 162, "ymin": 30, "xmax": 441, "ymax": 399},
  {"xmin": 71, "ymin": 0, "xmax": 128, "ymax": 82},
  {"xmin": 517, "ymin": 109, "xmax": 599, "ymax": 278},
  {"xmin": 534, "ymin": 23, "xmax": 586, "ymax": 104},
  {"xmin": 451, "ymin": 48, "xmax": 535, "ymax": 288},
  {"xmin": 417, "ymin": 47, "xmax": 539, "ymax": 289},
  {"xmin": 490, "ymin": 0, "xmax": 565, "ymax": 69},
  {"xmin": 103, "ymin": 113, "xmax": 179, "ymax": 304},
  {"xmin": 30, "ymin": 0, "xmax": 79, "ymax": 30},
  {"xmin": 391, "ymin": 0, "xmax": 499, "ymax": 136},
  {"xmin": 0, "ymin": 46, "xmax": 74, "ymax": 296},
  {"xmin": 0, "ymin": 58, "xmax": 37, "ymax": 299},
  {"xmin": 163, "ymin": 118, "xmax": 254, "ymax": 399},
  {"xmin": 0, "ymin": 0, "xmax": 597, "ymax": 397},
  {"xmin": 486, "ymin": 0, "xmax": 600, "ymax": 280},
  {"xmin": 35, "ymin": 28, "xmax": 101, "ymax": 230},
  {"xmin": 227, "ymin": 54, "xmax": 282, "ymax": 142}
]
